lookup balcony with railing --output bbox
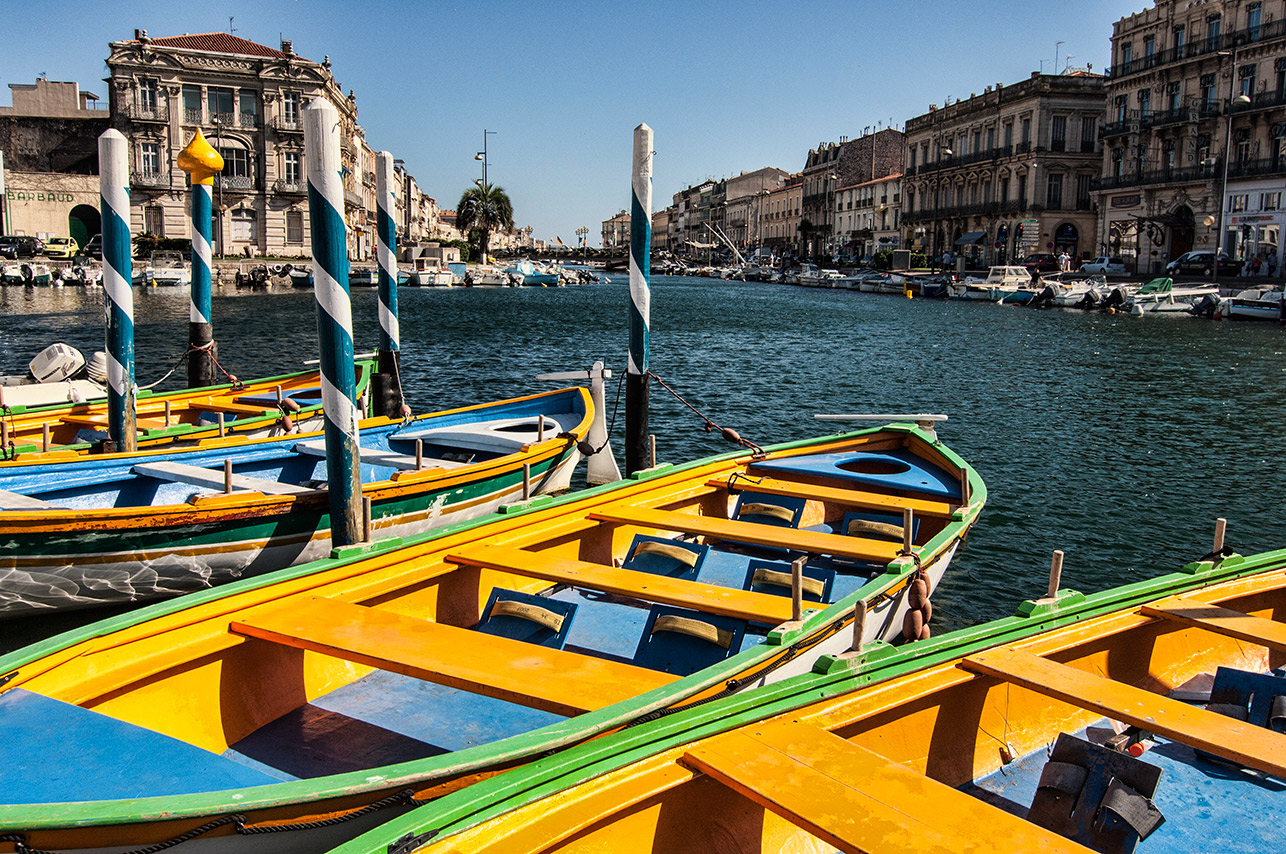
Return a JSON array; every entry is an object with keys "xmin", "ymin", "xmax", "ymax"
[
  {"xmin": 1142, "ymin": 99, "xmax": 1221, "ymax": 129},
  {"xmin": 273, "ymin": 115, "xmax": 304, "ymax": 133},
  {"xmin": 238, "ymin": 112, "xmax": 260, "ymax": 129},
  {"xmin": 1227, "ymin": 156, "xmax": 1286, "ymax": 179},
  {"xmin": 124, "ymin": 100, "xmax": 169, "ymax": 123},
  {"xmin": 1106, "ymin": 20, "xmax": 1286, "ymax": 79},
  {"xmin": 1234, "ymin": 88, "xmax": 1286, "ymax": 114},
  {"xmin": 130, "ymin": 171, "xmax": 170, "ymax": 189},
  {"xmin": 274, "ymin": 179, "xmax": 308, "ymax": 195},
  {"xmin": 215, "ymin": 174, "xmax": 257, "ymax": 193},
  {"xmin": 344, "ymin": 188, "xmax": 364, "ymax": 209},
  {"xmin": 1090, "ymin": 163, "xmax": 1218, "ymax": 191},
  {"xmin": 183, "ymin": 108, "xmax": 203, "ymax": 124}
]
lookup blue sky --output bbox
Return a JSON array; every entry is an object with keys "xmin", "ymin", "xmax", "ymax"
[{"xmin": 3, "ymin": 0, "xmax": 1144, "ymax": 246}]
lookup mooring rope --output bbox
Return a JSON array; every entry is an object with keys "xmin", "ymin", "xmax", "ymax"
[{"xmin": 646, "ymin": 370, "xmax": 764, "ymax": 457}]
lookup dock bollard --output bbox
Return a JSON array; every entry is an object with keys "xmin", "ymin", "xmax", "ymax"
[
  {"xmin": 176, "ymin": 130, "xmax": 223, "ymax": 389},
  {"xmin": 373, "ymin": 151, "xmax": 404, "ymax": 419}
]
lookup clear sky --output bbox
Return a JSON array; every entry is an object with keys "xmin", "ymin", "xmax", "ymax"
[{"xmin": 3, "ymin": 0, "xmax": 1145, "ymax": 246}]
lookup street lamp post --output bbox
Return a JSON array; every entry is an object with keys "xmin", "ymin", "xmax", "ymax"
[
  {"xmin": 576, "ymin": 226, "xmax": 588, "ymax": 262},
  {"xmin": 474, "ymin": 129, "xmax": 496, "ymax": 187},
  {"xmin": 1213, "ymin": 44, "xmax": 1252, "ymax": 287}
]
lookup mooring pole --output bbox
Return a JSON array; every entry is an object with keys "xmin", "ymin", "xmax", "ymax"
[
  {"xmin": 625, "ymin": 123, "xmax": 653, "ymax": 475},
  {"xmin": 304, "ymin": 98, "xmax": 363, "ymax": 547},
  {"xmin": 374, "ymin": 151, "xmax": 404, "ymax": 418},
  {"xmin": 99, "ymin": 129, "xmax": 137, "ymax": 453},
  {"xmin": 176, "ymin": 130, "xmax": 224, "ymax": 388}
]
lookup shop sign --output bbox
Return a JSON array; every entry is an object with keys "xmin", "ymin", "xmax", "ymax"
[
  {"xmin": 6, "ymin": 190, "xmax": 78, "ymax": 203},
  {"xmin": 1111, "ymin": 194, "xmax": 1141, "ymax": 208}
]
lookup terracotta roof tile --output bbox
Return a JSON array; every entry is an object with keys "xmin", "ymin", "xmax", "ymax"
[{"xmin": 139, "ymin": 33, "xmax": 298, "ymax": 60}]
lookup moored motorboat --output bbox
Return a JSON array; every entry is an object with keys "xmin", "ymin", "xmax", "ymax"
[
  {"xmin": 0, "ymin": 420, "xmax": 983, "ymax": 852},
  {"xmin": 1226, "ymin": 286, "xmax": 1285, "ymax": 321},
  {"xmin": 141, "ymin": 251, "xmax": 192, "ymax": 287},
  {"xmin": 1, "ymin": 263, "xmax": 53, "ymax": 286},
  {"xmin": 948, "ymin": 266, "xmax": 1031, "ymax": 301},
  {"xmin": 349, "ymin": 268, "xmax": 378, "ymax": 288},
  {"xmin": 355, "ymin": 535, "xmax": 1286, "ymax": 854},
  {"xmin": 1126, "ymin": 277, "xmax": 1219, "ymax": 314},
  {"xmin": 0, "ymin": 386, "xmax": 593, "ymax": 614}
]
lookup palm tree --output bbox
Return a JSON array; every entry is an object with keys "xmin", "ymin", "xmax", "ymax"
[{"xmin": 456, "ymin": 182, "xmax": 514, "ymax": 264}]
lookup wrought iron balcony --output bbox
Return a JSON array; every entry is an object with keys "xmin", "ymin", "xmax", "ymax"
[
  {"xmin": 1227, "ymin": 156, "xmax": 1286, "ymax": 179},
  {"xmin": 182, "ymin": 108, "xmax": 204, "ymax": 124},
  {"xmin": 1090, "ymin": 163, "xmax": 1218, "ymax": 191},
  {"xmin": 215, "ymin": 174, "xmax": 257, "ymax": 193},
  {"xmin": 123, "ymin": 101, "xmax": 169, "ymax": 123},
  {"xmin": 238, "ymin": 113, "xmax": 260, "ymax": 129},
  {"xmin": 274, "ymin": 179, "xmax": 308, "ymax": 195},
  {"xmin": 273, "ymin": 116, "xmax": 304, "ymax": 133},
  {"xmin": 130, "ymin": 171, "xmax": 170, "ymax": 189},
  {"xmin": 1105, "ymin": 20, "xmax": 1286, "ymax": 79}
]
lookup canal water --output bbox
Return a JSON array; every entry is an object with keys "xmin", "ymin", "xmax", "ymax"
[{"xmin": 3, "ymin": 277, "xmax": 1285, "ymax": 650}]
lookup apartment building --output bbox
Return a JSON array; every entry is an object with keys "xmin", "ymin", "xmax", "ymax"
[
  {"xmin": 762, "ymin": 176, "xmax": 803, "ymax": 257},
  {"xmin": 834, "ymin": 173, "xmax": 903, "ymax": 261},
  {"xmin": 799, "ymin": 130, "xmax": 903, "ymax": 260},
  {"xmin": 107, "ymin": 30, "xmax": 377, "ymax": 259},
  {"xmin": 1097, "ymin": 0, "xmax": 1286, "ymax": 274},
  {"xmin": 904, "ymin": 72, "xmax": 1105, "ymax": 267}
]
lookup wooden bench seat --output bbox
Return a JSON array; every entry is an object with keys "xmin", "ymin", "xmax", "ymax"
[
  {"xmin": 188, "ymin": 400, "xmax": 276, "ymax": 417},
  {"xmin": 0, "ymin": 488, "xmax": 60, "ymax": 511},
  {"xmin": 683, "ymin": 721, "xmax": 1085, "ymax": 854},
  {"xmin": 588, "ymin": 507, "xmax": 903, "ymax": 564},
  {"xmin": 230, "ymin": 596, "xmax": 678, "ymax": 717},
  {"xmin": 58, "ymin": 414, "xmax": 166, "ymax": 431},
  {"xmin": 710, "ymin": 475, "xmax": 956, "ymax": 519},
  {"xmin": 962, "ymin": 646, "xmax": 1286, "ymax": 779},
  {"xmin": 293, "ymin": 439, "xmax": 463, "ymax": 472},
  {"xmin": 132, "ymin": 461, "xmax": 312, "ymax": 496},
  {"xmin": 1141, "ymin": 595, "xmax": 1286, "ymax": 653},
  {"xmin": 449, "ymin": 544, "xmax": 798, "ymax": 624}
]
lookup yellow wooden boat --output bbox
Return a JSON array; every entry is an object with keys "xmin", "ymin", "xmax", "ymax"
[
  {"xmin": 355, "ymin": 542, "xmax": 1286, "ymax": 854},
  {"xmin": 0, "ymin": 421, "xmax": 981, "ymax": 852}
]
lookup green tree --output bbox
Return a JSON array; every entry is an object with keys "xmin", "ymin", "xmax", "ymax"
[{"xmin": 455, "ymin": 182, "xmax": 514, "ymax": 264}]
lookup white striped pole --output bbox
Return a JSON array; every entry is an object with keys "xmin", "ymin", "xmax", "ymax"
[
  {"xmin": 304, "ymin": 97, "xmax": 363, "ymax": 547},
  {"xmin": 99, "ymin": 129, "xmax": 137, "ymax": 452},
  {"xmin": 176, "ymin": 130, "xmax": 224, "ymax": 388},
  {"xmin": 374, "ymin": 151, "xmax": 404, "ymax": 418},
  {"xmin": 625, "ymin": 123, "xmax": 653, "ymax": 475}
]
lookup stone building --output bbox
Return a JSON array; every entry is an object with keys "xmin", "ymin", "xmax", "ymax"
[
  {"xmin": 106, "ymin": 30, "xmax": 383, "ymax": 260},
  {"xmin": 0, "ymin": 78, "xmax": 109, "ymax": 243},
  {"xmin": 1096, "ymin": 0, "xmax": 1286, "ymax": 276},
  {"xmin": 904, "ymin": 72, "xmax": 1105, "ymax": 267},
  {"xmin": 800, "ymin": 129, "xmax": 903, "ymax": 260},
  {"xmin": 834, "ymin": 173, "xmax": 903, "ymax": 262},
  {"xmin": 601, "ymin": 210, "xmax": 630, "ymax": 249},
  {"xmin": 762, "ymin": 175, "xmax": 803, "ymax": 257},
  {"xmin": 723, "ymin": 167, "xmax": 789, "ymax": 251}
]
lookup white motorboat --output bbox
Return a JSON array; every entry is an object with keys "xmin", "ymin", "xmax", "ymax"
[
  {"xmin": 141, "ymin": 251, "xmax": 190, "ymax": 287},
  {"xmin": 467, "ymin": 266, "xmax": 513, "ymax": 287},
  {"xmin": 1029, "ymin": 273, "xmax": 1110, "ymax": 308},
  {"xmin": 795, "ymin": 264, "xmax": 821, "ymax": 287},
  {"xmin": 948, "ymin": 266, "xmax": 1031, "ymax": 301},
  {"xmin": 1226, "ymin": 286, "xmax": 1284, "ymax": 321},
  {"xmin": 1125, "ymin": 277, "xmax": 1219, "ymax": 314}
]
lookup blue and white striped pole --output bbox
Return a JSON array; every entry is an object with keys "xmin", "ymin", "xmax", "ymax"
[
  {"xmin": 99, "ymin": 129, "xmax": 137, "ymax": 453},
  {"xmin": 374, "ymin": 150, "xmax": 404, "ymax": 418},
  {"xmin": 625, "ymin": 123, "xmax": 653, "ymax": 475},
  {"xmin": 304, "ymin": 97, "xmax": 363, "ymax": 547},
  {"xmin": 176, "ymin": 130, "xmax": 224, "ymax": 388}
]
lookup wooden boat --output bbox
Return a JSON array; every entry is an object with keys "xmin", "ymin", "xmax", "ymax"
[
  {"xmin": 0, "ymin": 386, "xmax": 592, "ymax": 615},
  {"xmin": 361, "ymin": 536, "xmax": 1286, "ymax": 854},
  {"xmin": 0, "ymin": 360, "xmax": 376, "ymax": 461},
  {"xmin": 0, "ymin": 421, "xmax": 982, "ymax": 851}
]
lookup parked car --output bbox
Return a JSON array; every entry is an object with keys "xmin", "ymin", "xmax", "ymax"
[
  {"xmin": 1079, "ymin": 256, "xmax": 1127, "ymax": 275},
  {"xmin": 0, "ymin": 237, "xmax": 17, "ymax": 260},
  {"xmin": 1022, "ymin": 253, "xmax": 1059, "ymax": 273},
  {"xmin": 84, "ymin": 234, "xmax": 103, "ymax": 260},
  {"xmin": 0, "ymin": 235, "xmax": 40, "ymax": 259},
  {"xmin": 43, "ymin": 237, "xmax": 79, "ymax": 260},
  {"xmin": 1165, "ymin": 250, "xmax": 1239, "ymax": 277}
]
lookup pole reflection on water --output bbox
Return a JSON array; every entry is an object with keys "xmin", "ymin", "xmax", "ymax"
[{"xmin": 2, "ymin": 276, "xmax": 1285, "ymax": 651}]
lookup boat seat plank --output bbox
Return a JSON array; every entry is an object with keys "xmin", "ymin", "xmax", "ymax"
[
  {"xmin": 1141, "ymin": 595, "xmax": 1286, "ymax": 652},
  {"xmin": 683, "ymin": 720, "xmax": 1090, "ymax": 854},
  {"xmin": 189, "ymin": 400, "xmax": 276, "ymax": 417},
  {"xmin": 132, "ymin": 461, "xmax": 312, "ymax": 495},
  {"xmin": 293, "ymin": 439, "xmax": 455, "ymax": 471},
  {"xmin": 0, "ymin": 488, "xmax": 60, "ymax": 510},
  {"xmin": 57, "ymin": 413, "xmax": 165, "ymax": 430},
  {"xmin": 587, "ymin": 507, "xmax": 903, "ymax": 564},
  {"xmin": 710, "ymin": 475, "xmax": 956, "ymax": 519},
  {"xmin": 229, "ymin": 596, "xmax": 678, "ymax": 718},
  {"xmin": 962, "ymin": 647, "xmax": 1286, "ymax": 779},
  {"xmin": 449, "ymin": 544, "xmax": 797, "ymax": 624}
]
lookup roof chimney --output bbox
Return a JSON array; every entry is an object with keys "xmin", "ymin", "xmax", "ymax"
[{"xmin": 281, "ymin": 39, "xmax": 294, "ymax": 55}]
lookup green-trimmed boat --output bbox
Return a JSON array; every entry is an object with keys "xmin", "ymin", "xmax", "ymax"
[{"xmin": 0, "ymin": 421, "xmax": 981, "ymax": 852}]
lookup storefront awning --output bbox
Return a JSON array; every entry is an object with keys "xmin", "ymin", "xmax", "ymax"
[{"xmin": 955, "ymin": 231, "xmax": 986, "ymax": 245}]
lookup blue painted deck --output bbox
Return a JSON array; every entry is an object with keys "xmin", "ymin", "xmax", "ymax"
[
  {"xmin": 968, "ymin": 718, "xmax": 1284, "ymax": 852},
  {"xmin": 749, "ymin": 450, "xmax": 961, "ymax": 500}
]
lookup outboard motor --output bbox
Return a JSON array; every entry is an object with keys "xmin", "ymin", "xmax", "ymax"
[
  {"xmin": 28, "ymin": 343, "xmax": 86, "ymax": 383},
  {"xmin": 1075, "ymin": 290, "xmax": 1099, "ymax": 311},
  {"xmin": 1100, "ymin": 287, "xmax": 1126, "ymax": 312},
  {"xmin": 1030, "ymin": 284, "xmax": 1057, "ymax": 308},
  {"xmin": 1190, "ymin": 293, "xmax": 1221, "ymax": 318}
]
